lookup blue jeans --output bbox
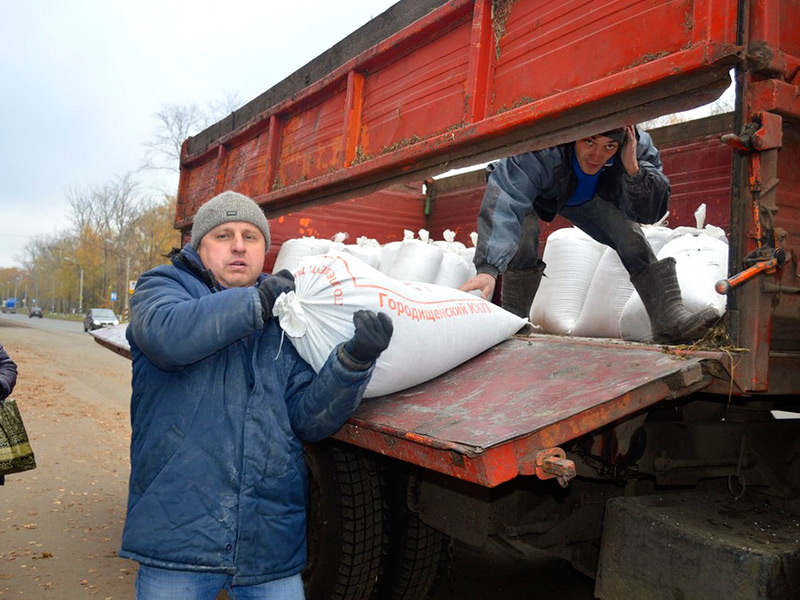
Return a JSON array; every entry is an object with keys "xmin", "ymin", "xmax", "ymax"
[{"xmin": 135, "ymin": 566, "xmax": 305, "ymax": 600}]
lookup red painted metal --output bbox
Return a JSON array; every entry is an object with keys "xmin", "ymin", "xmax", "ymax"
[
  {"xmin": 333, "ymin": 335, "xmax": 722, "ymax": 487},
  {"xmin": 171, "ymin": 0, "xmax": 800, "ymax": 485},
  {"xmin": 177, "ymin": 0, "xmax": 739, "ymax": 230}
]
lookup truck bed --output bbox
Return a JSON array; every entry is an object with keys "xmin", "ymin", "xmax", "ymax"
[
  {"xmin": 92, "ymin": 326, "xmax": 730, "ymax": 487},
  {"xmin": 334, "ymin": 334, "xmax": 729, "ymax": 487}
]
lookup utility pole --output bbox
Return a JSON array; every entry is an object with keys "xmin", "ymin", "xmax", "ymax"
[{"xmin": 65, "ymin": 258, "xmax": 84, "ymax": 313}]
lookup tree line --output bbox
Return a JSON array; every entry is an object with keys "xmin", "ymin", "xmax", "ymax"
[{"xmin": 1, "ymin": 96, "xmax": 241, "ymax": 319}]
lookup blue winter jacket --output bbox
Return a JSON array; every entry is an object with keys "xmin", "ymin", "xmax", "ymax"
[
  {"xmin": 474, "ymin": 129, "xmax": 670, "ymax": 277},
  {"xmin": 120, "ymin": 245, "xmax": 373, "ymax": 585}
]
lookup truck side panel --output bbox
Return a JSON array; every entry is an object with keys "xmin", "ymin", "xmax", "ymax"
[{"xmin": 178, "ymin": 0, "xmax": 737, "ymax": 228}]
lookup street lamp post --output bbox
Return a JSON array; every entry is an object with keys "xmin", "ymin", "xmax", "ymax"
[{"xmin": 105, "ymin": 239, "xmax": 132, "ymax": 321}]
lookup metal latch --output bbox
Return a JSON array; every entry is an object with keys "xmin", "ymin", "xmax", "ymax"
[
  {"xmin": 534, "ymin": 447, "xmax": 576, "ymax": 488},
  {"xmin": 715, "ymin": 247, "xmax": 787, "ymax": 294}
]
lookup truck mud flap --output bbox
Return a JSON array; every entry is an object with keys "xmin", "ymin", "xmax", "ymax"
[{"xmin": 334, "ymin": 336, "xmax": 724, "ymax": 488}]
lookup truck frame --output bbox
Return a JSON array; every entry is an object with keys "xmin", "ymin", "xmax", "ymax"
[{"xmin": 96, "ymin": 1, "xmax": 800, "ymax": 598}]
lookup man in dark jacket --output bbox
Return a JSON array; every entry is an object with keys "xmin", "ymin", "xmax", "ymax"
[
  {"xmin": 459, "ymin": 125, "xmax": 717, "ymax": 344},
  {"xmin": 0, "ymin": 340, "xmax": 19, "ymax": 486},
  {"xmin": 121, "ymin": 191, "xmax": 393, "ymax": 600}
]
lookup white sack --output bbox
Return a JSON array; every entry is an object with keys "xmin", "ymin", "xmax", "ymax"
[
  {"xmin": 619, "ymin": 232, "xmax": 729, "ymax": 342},
  {"xmin": 571, "ymin": 248, "xmax": 633, "ymax": 338},
  {"xmin": 378, "ymin": 230, "xmax": 414, "ymax": 275},
  {"xmin": 341, "ymin": 236, "xmax": 382, "ymax": 269},
  {"xmin": 434, "ymin": 249, "xmax": 473, "ymax": 289},
  {"xmin": 433, "ymin": 229, "xmax": 467, "ymax": 254},
  {"xmin": 530, "ymin": 228, "xmax": 606, "ymax": 334},
  {"xmin": 641, "ymin": 225, "xmax": 676, "ymax": 256},
  {"xmin": 273, "ymin": 237, "xmax": 338, "ymax": 273},
  {"xmin": 387, "ymin": 233, "xmax": 444, "ymax": 283},
  {"xmin": 274, "ymin": 252, "xmax": 526, "ymax": 398}
]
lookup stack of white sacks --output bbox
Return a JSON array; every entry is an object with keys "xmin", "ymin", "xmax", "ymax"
[
  {"xmin": 273, "ymin": 228, "xmax": 478, "ymax": 289},
  {"xmin": 270, "ymin": 207, "xmax": 726, "ymax": 398},
  {"xmin": 531, "ymin": 204, "xmax": 728, "ymax": 342}
]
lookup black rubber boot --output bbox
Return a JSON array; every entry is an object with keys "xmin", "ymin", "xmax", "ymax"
[
  {"xmin": 501, "ymin": 260, "xmax": 546, "ymax": 320},
  {"xmin": 630, "ymin": 257, "xmax": 719, "ymax": 344}
]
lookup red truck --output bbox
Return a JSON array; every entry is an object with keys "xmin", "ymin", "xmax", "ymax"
[{"xmin": 97, "ymin": 1, "xmax": 800, "ymax": 598}]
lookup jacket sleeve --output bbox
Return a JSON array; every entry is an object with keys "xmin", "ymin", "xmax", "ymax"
[
  {"xmin": 128, "ymin": 268, "xmax": 265, "ymax": 371},
  {"xmin": 621, "ymin": 129, "xmax": 670, "ymax": 224},
  {"xmin": 0, "ymin": 342, "xmax": 18, "ymax": 400},
  {"xmin": 283, "ymin": 344, "xmax": 373, "ymax": 443},
  {"xmin": 473, "ymin": 150, "xmax": 560, "ymax": 277}
]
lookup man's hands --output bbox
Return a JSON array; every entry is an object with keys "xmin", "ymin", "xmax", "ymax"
[
  {"xmin": 257, "ymin": 269, "xmax": 295, "ymax": 321},
  {"xmin": 620, "ymin": 124, "xmax": 639, "ymax": 177},
  {"xmin": 340, "ymin": 310, "xmax": 394, "ymax": 370},
  {"xmin": 458, "ymin": 273, "xmax": 496, "ymax": 300}
]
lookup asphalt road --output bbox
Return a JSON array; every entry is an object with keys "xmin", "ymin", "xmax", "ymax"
[{"xmin": 0, "ymin": 310, "xmax": 86, "ymax": 334}]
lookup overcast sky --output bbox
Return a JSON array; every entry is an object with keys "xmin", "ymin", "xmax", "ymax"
[{"xmin": 0, "ymin": 0, "xmax": 398, "ymax": 269}]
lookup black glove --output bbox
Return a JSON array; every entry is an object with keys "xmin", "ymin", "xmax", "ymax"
[
  {"xmin": 339, "ymin": 310, "xmax": 393, "ymax": 370},
  {"xmin": 257, "ymin": 270, "xmax": 295, "ymax": 321}
]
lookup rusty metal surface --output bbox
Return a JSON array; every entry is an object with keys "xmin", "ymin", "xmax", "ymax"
[
  {"xmin": 176, "ymin": 0, "xmax": 739, "ymax": 228},
  {"xmin": 345, "ymin": 336, "xmax": 707, "ymax": 449},
  {"xmin": 332, "ymin": 335, "xmax": 718, "ymax": 486}
]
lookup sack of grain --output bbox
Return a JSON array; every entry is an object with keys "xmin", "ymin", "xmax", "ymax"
[{"xmin": 274, "ymin": 252, "xmax": 526, "ymax": 397}]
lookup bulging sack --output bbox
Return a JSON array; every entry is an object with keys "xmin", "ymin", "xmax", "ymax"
[
  {"xmin": 530, "ymin": 228, "xmax": 606, "ymax": 334},
  {"xmin": 274, "ymin": 252, "xmax": 526, "ymax": 398}
]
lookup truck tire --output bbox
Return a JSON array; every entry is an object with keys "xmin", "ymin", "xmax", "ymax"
[
  {"xmin": 378, "ymin": 469, "xmax": 449, "ymax": 600},
  {"xmin": 303, "ymin": 441, "xmax": 387, "ymax": 600}
]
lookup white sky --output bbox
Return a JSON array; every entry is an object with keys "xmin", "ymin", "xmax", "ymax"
[{"xmin": 0, "ymin": 0, "xmax": 398, "ymax": 268}]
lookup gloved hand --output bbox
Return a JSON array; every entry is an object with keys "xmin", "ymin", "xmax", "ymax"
[
  {"xmin": 257, "ymin": 270, "xmax": 295, "ymax": 321},
  {"xmin": 339, "ymin": 310, "xmax": 393, "ymax": 370}
]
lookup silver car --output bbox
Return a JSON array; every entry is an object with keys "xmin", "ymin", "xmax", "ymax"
[{"xmin": 83, "ymin": 308, "xmax": 120, "ymax": 332}]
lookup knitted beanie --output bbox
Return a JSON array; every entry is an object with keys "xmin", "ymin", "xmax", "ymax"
[
  {"xmin": 599, "ymin": 128, "xmax": 627, "ymax": 146},
  {"xmin": 190, "ymin": 191, "xmax": 270, "ymax": 249}
]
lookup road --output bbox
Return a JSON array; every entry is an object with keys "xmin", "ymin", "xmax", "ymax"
[
  {"xmin": 0, "ymin": 311, "xmax": 85, "ymax": 334},
  {"xmin": 0, "ymin": 316, "xmax": 595, "ymax": 599}
]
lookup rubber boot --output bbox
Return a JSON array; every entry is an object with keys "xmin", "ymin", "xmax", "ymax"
[
  {"xmin": 501, "ymin": 260, "xmax": 546, "ymax": 320},
  {"xmin": 630, "ymin": 257, "xmax": 719, "ymax": 344}
]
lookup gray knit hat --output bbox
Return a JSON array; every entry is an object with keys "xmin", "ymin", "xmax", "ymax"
[{"xmin": 191, "ymin": 191, "xmax": 270, "ymax": 249}]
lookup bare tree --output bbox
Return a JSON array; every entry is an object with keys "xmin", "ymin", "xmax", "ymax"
[
  {"xmin": 142, "ymin": 94, "xmax": 244, "ymax": 174},
  {"xmin": 142, "ymin": 102, "xmax": 206, "ymax": 173}
]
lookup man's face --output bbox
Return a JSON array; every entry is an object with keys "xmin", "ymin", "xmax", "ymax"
[
  {"xmin": 574, "ymin": 134, "xmax": 620, "ymax": 175},
  {"xmin": 197, "ymin": 222, "xmax": 266, "ymax": 288}
]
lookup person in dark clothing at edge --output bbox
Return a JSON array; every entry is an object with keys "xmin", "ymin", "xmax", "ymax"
[
  {"xmin": 0, "ymin": 340, "xmax": 19, "ymax": 486},
  {"xmin": 121, "ymin": 191, "xmax": 394, "ymax": 600},
  {"xmin": 459, "ymin": 125, "xmax": 718, "ymax": 344}
]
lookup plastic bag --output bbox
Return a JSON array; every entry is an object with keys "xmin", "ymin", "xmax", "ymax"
[{"xmin": 0, "ymin": 398, "xmax": 36, "ymax": 475}]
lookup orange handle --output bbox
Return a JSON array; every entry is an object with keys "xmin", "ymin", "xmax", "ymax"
[{"xmin": 715, "ymin": 258, "xmax": 778, "ymax": 294}]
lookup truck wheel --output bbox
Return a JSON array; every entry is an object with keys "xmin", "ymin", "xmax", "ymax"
[
  {"xmin": 378, "ymin": 469, "xmax": 450, "ymax": 600},
  {"xmin": 303, "ymin": 441, "xmax": 387, "ymax": 600}
]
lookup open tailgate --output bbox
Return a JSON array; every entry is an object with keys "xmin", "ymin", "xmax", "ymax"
[
  {"xmin": 334, "ymin": 335, "xmax": 726, "ymax": 487},
  {"xmin": 91, "ymin": 326, "xmax": 726, "ymax": 487}
]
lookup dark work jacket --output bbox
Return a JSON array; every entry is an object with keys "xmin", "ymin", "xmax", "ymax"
[
  {"xmin": 474, "ymin": 129, "xmax": 670, "ymax": 277},
  {"xmin": 120, "ymin": 245, "xmax": 373, "ymax": 585}
]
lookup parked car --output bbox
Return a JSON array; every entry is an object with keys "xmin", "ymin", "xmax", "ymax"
[
  {"xmin": 83, "ymin": 308, "xmax": 120, "ymax": 332},
  {"xmin": 28, "ymin": 306, "xmax": 43, "ymax": 318}
]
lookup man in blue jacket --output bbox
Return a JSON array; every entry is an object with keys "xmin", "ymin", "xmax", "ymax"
[
  {"xmin": 460, "ymin": 125, "xmax": 717, "ymax": 344},
  {"xmin": 121, "ymin": 191, "xmax": 393, "ymax": 600}
]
